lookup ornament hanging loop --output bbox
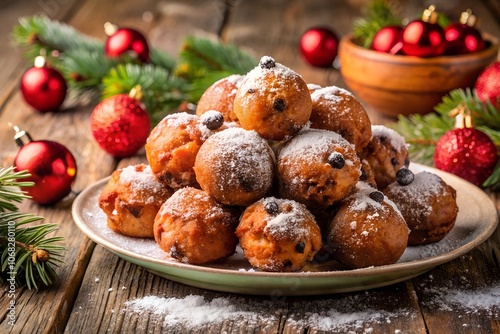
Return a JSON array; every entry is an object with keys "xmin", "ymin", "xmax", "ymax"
[{"xmin": 9, "ymin": 123, "xmax": 33, "ymax": 147}]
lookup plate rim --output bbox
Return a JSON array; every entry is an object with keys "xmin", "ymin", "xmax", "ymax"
[{"xmin": 71, "ymin": 163, "xmax": 498, "ymax": 288}]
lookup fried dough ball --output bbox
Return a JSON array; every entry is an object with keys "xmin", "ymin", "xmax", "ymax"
[
  {"xmin": 145, "ymin": 111, "xmax": 225, "ymax": 189},
  {"xmin": 194, "ymin": 127, "xmax": 275, "ymax": 206},
  {"xmin": 233, "ymin": 56, "xmax": 312, "ymax": 140},
  {"xmin": 384, "ymin": 169, "xmax": 459, "ymax": 245},
  {"xmin": 236, "ymin": 197, "xmax": 322, "ymax": 272},
  {"xmin": 196, "ymin": 74, "xmax": 244, "ymax": 123},
  {"xmin": 360, "ymin": 125, "xmax": 409, "ymax": 190},
  {"xmin": 153, "ymin": 187, "xmax": 239, "ymax": 264},
  {"xmin": 98, "ymin": 164, "xmax": 174, "ymax": 238},
  {"xmin": 309, "ymin": 86, "xmax": 372, "ymax": 152},
  {"xmin": 359, "ymin": 158, "xmax": 377, "ymax": 188},
  {"xmin": 325, "ymin": 182, "xmax": 409, "ymax": 269},
  {"xmin": 276, "ymin": 128, "xmax": 361, "ymax": 209}
]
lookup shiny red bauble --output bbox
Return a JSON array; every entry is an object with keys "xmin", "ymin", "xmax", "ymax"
[
  {"xmin": 104, "ymin": 26, "xmax": 150, "ymax": 62},
  {"xmin": 475, "ymin": 61, "xmax": 500, "ymax": 107},
  {"xmin": 371, "ymin": 25, "xmax": 403, "ymax": 54},
  {"xmin": 434, "ymin": 127, "xmax": 498, "ymax": 186},
  {"xmin": 299, "ymin": 27, "xmax": 339, "ymax": 67},
  {"xmin": 90, "ymin": 93, "xmax": 151, "ymax": 158},
  {"xmin": 444, "ymin": 23, "xmax": 485, "ymax": 55},
  {"xmin": 402, "ymin": 20, "xmax": 446, "ymax": 57},
  {"xmin": 20, "ymin": 62, "xmax": 67, "ymax": 112},
  {"xmin": 14, "ymin": 137, "xmax": 77, "ymax": 205}
]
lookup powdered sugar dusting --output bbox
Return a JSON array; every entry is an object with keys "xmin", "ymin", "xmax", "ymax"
[
  {"xmin": 279, "ymin": 128, "xmax": 355, "ymax": 161},
  {"xmin": 158, "ymin": 187, "xmax": 228, "ymax": 222},
  {"xmin": 124, "ymin": 294, "xmax": 279, "ymax": 330},
  {"xmin": 201, "ymin": 127, "xmax": 274, "ymax": 190},
  {"xmin": 310, "ymin": 85, "xmax": 352, "ymax": 103},
  {"xmin": 123, "ymin": 291, "xmax": 413, "ymax": 332},
  {"xmin": 371, "ymin": 125, "xmax": 408, "ymax": 152},
  {"xmin": 239, "ymin": 56, "xmax": 304, "ymax": 96},
  {"xmin": 118, "ymin": 165, "xmax": 166, "ymax": 204},
  {"xmin": 349, "ymin": 182, "xmax": 403, "ymax": 219},
  {"xmin": 161, "ymin": 112, "xmax": 215, "ymax": 140},
  {"xmin": 261, "ymin": 197, "xmax": 315, "ymax": 239}
]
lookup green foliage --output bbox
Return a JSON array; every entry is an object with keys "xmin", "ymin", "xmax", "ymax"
[
  {"xmin": 12, "ymin": 16, "xmax": 257, "ymax": 121},
  {"xmin": 0, "ymin": 167, "xmax": 66, "ymax": 289},
  {"xmin": 352, "ymin": 0, "xmax": 402, "ymax": 48},
  {"xmin": 391, "ymin": 88, "xmax": 500, "ymax": 188},
  {"xmin": 176, "ymin": 36, "xmax": 257, "ymax": 101},
  {"xmin": 102, "ymin": 63, "xmax": 189, "ymax": 124}
]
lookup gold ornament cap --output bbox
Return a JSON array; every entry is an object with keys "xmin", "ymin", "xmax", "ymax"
[
  {"xmin": 422, "ymin": 5, "xmax": 439, "ymax": 24},
  {"xmin": 460, "ymin": 9, "xmax": 478, "ymax": 27}
]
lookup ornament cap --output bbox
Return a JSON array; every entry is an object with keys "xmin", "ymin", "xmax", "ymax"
[
  {"xmin": 9, "ymin": 123, "xmax": 33, "ymax": 147},
  {"xmin": 129, "ymin": 85, "xmax": 143, "ymax": 101},
  {"xmin": 449, "ymin": 103, "xmax": 473, "ymax": 129},
  {"xmin": 460, "ymin": 9, "xmax": 478, "ymax": 27},
  {"xmin": 422, "ymin": 5, "xmax": 438, "ymax": 24},
  {"xmin": 34, "ymin": 55, "xmax": 46, "ymax": 68},
  {"xmin": 104, "ymin": 22, "xmax": 118, "ymax": 36}
]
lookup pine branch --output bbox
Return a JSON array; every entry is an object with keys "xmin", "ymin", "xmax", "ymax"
[
  {"xmin": 101, "ymin": 63, "xmax": 189, "ymax": 124},
  {"xmin": 0, "ymin": 167, "xmax": 66, "ymax": 289},
  {"xmin": 392, "ymin": 88, "xmax": 500, "ymax": 188},
  {"xmin": 175, "ymin": 36, "xmax": 257, "ymax": 101},
  {"xmin": 352, "ymin": 0, "xmax": 402, "ymax": 48}
]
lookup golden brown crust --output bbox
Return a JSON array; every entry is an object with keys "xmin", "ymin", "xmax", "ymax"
[
  {"xmin": 233, "ymin": 57, "xmax": 312, "ymax": 140},
  {"xmin": 153, "ymin": 187, "xmax": 239, "ymax": 264},
  {"xmin": 194, "ymin": 127, "xmax": 275, "ymax": 206},
  {"xmin": 383, "ymin": 171, "xmax": 458, "ymax": 245},
  {"xmin": 325, "ymin": 182, "xmax": 409, "ymax": 269},
  {"xmin": 309, "ymin": 86, "xmax": 372, "ymax": 153},
  {"xmin": 196, "ymin": 74, "xmax": 244, "ymax": 123},
  {"xmin": 360, "ymin": 125, "xmax": 409, "ymax": 190},
  {"xmin": 236, "ymin": 197, "xmax": 322, "ymax": 272},
  {"xmin": 98, "ymin": 164, "xmax": 174, "ymax": 238},
  {"xmin": 145, "ymin": 112, "xmax": 225, "ymax": 189},
  {"xmin": 277, "ymin": 129, "xmax": 361, "ymax": 209}
]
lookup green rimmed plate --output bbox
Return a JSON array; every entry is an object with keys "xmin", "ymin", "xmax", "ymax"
[{"xmin": 71, "ymin": 163, "xmax": 498, "ymax": 296}]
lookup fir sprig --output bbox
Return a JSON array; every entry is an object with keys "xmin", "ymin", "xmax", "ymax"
[
  {"xmin": 102, "ymin": 63, "xmax": 189, "ymax": 124},
  {"xmin": 176, "ymin": 36, "xmax": 257, "ymax": 101},
  {"xmin": 12, "ymin": 16, "xmax": 256, "ymax": 122},
  {"xmin": 352, "ymin": 0, "xmax": 402, "ymax": 48},
  {"xmin": 0, "ymin": 167, "xmax": 66, "ymax": 289},
  {"xmin": 391, "ymin": 88, "xmax": 500, "ymax": 188}
]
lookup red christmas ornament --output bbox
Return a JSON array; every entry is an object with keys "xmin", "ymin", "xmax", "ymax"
[
  {"xmin": 402, "ymin": 5, "xmax": 446, "ymax": 57},
  {"xmin": 90, "ymin": 86, "xmax": 151, "ymax": 158},
  {"xmin": 474, "ymin": 61, "xmax": 500, "ymax": 107},
  {"xmin": 434, "ymin": 111, "xmax": 498, "ymax": 186},
  {"xmin": 371, "ymin": 25, "xmax": 403, "ymax": 54},
  {"xmin": 104, "ymin": 22, "xmax": 150, "ymax": 62},
  {"xmin": 20, "ymin": 55, "xmax": 67, "ymax": 112},
  {"xmin": 444, "ymin": 9, "xmax": 485, "ymax": 55},
  {"xmin": 299, "ymin": 27, "xmax": 339, "ymax": 67},
  {"xmin": 12, "ymin": 125, "xmax": 77, "ymax": 205}
]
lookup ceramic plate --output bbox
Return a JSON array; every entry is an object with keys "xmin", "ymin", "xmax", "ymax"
[{"xmin": 72, "ymin": 163, "xmax": 498, "ymax": 296}]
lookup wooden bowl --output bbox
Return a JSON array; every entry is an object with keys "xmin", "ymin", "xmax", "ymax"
[{"xmin": 339, "ymin": 34, "xmax": 499, "ymax": 117}]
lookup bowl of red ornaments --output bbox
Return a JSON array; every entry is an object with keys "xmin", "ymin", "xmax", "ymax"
[{"xmin": 338, "ymin": 6, "xmax": 499, "ymax": 117}]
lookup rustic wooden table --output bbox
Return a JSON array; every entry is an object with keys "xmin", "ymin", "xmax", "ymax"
[{"xmin": 1, "ymin": 0, "xmax": 500, "ymax": 333}]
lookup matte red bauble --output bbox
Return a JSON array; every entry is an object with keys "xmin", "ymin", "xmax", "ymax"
[
  {"xmin": 299, "ymin": 27, "xmax": 339, "ymax": 67},
  {"xmin": 20, "ymin": 56, "xmax": 67, "ymax": 112},
  {"xmin": 371, "ymin": 25, "xmax": 403, "ymax": 54},
  {"xmin": 104, "ymin": 23, "xmax": 150, "ymax": 62},
  {"xmin": 434, "ymin": 127, "xmax": 498, "ymax": 186},
  {"xmin": 12, "ymin": 127, "xmax": 77, "ymax": 205},
  {"xmin": 475, "ymin": 61, "xmax": 500, "ymax": 107},
  {"xmin": 90, "ymin": 88, "xmax": 151, "ymax": 158},
  {"xmin": 402, "ymin": 6, "xmax": 446, "ymax": 57}
]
